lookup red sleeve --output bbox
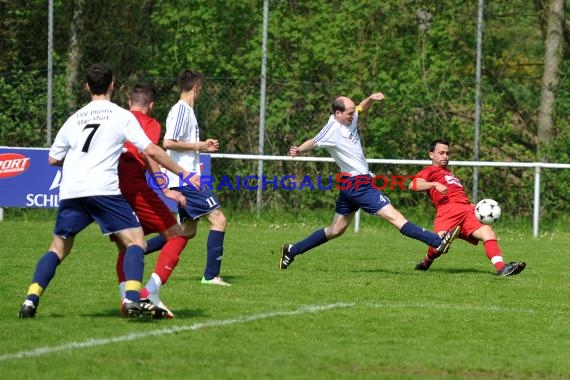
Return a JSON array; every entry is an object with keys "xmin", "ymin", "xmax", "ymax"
[
  {"xmin": 141, "ymin": 118, "xmax": 161, "ymax": 145},
  {"xmin": 414, "ymin": 166, "xmax": 435, "ymax": 181}
]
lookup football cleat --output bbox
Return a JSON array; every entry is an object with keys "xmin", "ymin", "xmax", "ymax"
[
  {"xmin": 201, "ymin": 276, "xmax": 231, "ymax": 286},
  {"xmin": 18, "ymin": 300, "xmax": 37, "ymax": 318},
  {"xmin": 435, "ymin": 226, "xmax": 461, "ymax": 255},
  {"xmin": 145, "ymin": 292, "xmax": 174, "ymax": 319},
  {"xmin": 415, "ymin": 261, "xmax": 430, "ymax": 271},
  {"xmin": 497, "ymin": 262, "xmax": 526, "ymax": 277},
  {"xmin": 122, "ymin": 299, "xmax": 143, "ymax": 318},
  {"xmin": 139, "ymin": 298, "xmax": 169, "ymax": 319},
  {"xmin": 280, "ymin": 243, "xmax": 294, "ymax": 270}
]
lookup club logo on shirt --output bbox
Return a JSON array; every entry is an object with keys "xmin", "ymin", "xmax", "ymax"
[
  {"xmin": 345, "ymin": 129, "xmax": 360, "ymax": 144},
  {"xmin": 445, "ymin": 174, "xmax": 463, "ymax": 187}
]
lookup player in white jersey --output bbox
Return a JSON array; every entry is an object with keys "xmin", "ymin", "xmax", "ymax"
[
  {"xmin": 279, "ymin": 93, "xmax": 460, "ymax": 271},
  {"xmin": 163, "ymin": 69, "xmax": 231, "ymax": 286},
  {"xmin": 18, "ymin": 63, "xmax": 197, "ymax": 319},
  {"xmin": 163, "ymin": 99, "xmax": 202, "ymax": 187}
]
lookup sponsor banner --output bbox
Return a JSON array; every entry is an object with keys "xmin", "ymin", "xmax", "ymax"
[
  {"xmin": 0, "ymin": 147, "xmax": 210, "ymax": 211},
  {"xmin": 0, "ymin": 147, "xmax": 61, "ymax": 208}
]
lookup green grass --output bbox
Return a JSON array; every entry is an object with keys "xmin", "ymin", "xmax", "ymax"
[{"xmin": 0, "ymin": 214, "xmax": 569, "ymax": 379}]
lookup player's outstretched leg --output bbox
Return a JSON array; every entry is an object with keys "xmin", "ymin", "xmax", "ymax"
[
  {"xmin": 435, "ymin": 226, "xmax": 461, "ymax": 255},
  {"xmin": 279, "ymin": 229, "xmax": 328, "ymax": 271}
]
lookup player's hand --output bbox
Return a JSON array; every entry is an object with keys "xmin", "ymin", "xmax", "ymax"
[
  {"xmin": 369, "ymin": 92, "xmax": 385, "ymax": 101},
  {"xmin": 164, "ymin": 188, "xmax": 186, "ymax": 207},
  {"xmin": 205, "ymin": 139, "xmax": 219, "ymax": 152},
  {"xmin": 290, "ymin": 145, "xmax": 300, "ymax": 157}
]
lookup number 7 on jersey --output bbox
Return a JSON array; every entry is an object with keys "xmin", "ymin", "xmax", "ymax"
[{"xmin": 82, "ymin": 124, "xmax": 101, "ymax": 152}]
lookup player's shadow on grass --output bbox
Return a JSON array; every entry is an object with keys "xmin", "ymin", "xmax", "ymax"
[
  {"xmin": 84, "ymin": 308, "xmax": 208, "ymax": 319},
  {"xmin": 436, "ymin": 268, "xmax": 491, "ymax": 275},
  {"xmin": 353, "ymin": 267, "xmax": 491, "ymax": 276},
  {"xmin": 352, "ymin": 267, "xmax": 406, "ymax": 275}
]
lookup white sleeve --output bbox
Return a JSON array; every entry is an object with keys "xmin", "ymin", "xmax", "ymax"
[
  {"xmin": 48, "ymin": 119, "xmax": 71, "ymax": 160},
  {"xmin": 164, "ymin": 105, "xmax": 185, "ymax": 141},
  {"xmin": 314, "ymin": 117, "xmax": 338, "ymax": 147}
]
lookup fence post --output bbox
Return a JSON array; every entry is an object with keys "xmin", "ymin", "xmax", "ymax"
[
  {"xmin": 533, "ymin": 166, "xmax": 541, "ymax": 238},
  {"xmin": 354, "ymin": 209, "xmax": 361, "ymax": 233}
]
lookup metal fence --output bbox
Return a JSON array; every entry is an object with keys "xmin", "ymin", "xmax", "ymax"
[{"xmin": 210, "ymin": 153, "xmax": 570, "ymax": 238}]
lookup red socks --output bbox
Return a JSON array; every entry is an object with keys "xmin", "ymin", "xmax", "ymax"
[
  {"xmin": 154, "ymin": 236, "xmax": 188, "ymax": 284},
  {"xmin": 484, "ymin": 239, "xmax": 504, "ymax": 271},
  {"xmin": 116, "ymin": 235, "xmax": 188, "ymax": 285}
]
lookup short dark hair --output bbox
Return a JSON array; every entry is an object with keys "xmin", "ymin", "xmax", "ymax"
[
  {"xmin": 331, "ymin": 97, "xmax": 346, "ymax": 113},
  {"xmin": 86, "ymin": 63, "xmax": 113, "ymax": 95},
  {"xmin": 177, "ymin": 69, "xmax": 203, "ymax": 92},
  {"xmin": 130, "ymin": 83, "xmax": 155, "ymax": 107},
  {"xmin": 429, "ymin": 138, "xmax": 450, "ymax": 152}
]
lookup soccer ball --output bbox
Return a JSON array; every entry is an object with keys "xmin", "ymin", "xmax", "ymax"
[{"xmin": 475, "ymin": 199, "xmax": 501, "ymax": 225}]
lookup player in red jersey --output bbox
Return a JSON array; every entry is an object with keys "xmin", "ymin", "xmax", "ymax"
[
  {"xmin": 115, "ymin": 83, "xmax": 197, "ymax": 318},
  {"xmin": 409, "ymin": 138, "xmax": 526, "ymax": 276}
]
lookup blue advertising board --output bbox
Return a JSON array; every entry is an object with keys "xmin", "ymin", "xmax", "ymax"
[{"xmin": 0, "ymin": 146, "xmax": 210, "ymax": 211}]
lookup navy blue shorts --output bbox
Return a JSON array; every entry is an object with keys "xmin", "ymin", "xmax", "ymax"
[
  {"xmin": 54, "ymin": 195, "xmax": 141, "ymax": 237},
  {"xmin": 335, "ymin": 175, "xmax": 391, "ymax": 215},
  {"xmin": 176, "ymin": 185, "xmax": 221, "ymax": 222}
]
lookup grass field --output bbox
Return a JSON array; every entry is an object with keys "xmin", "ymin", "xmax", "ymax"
[{"xmin": 0, "ymin": 213, "xmax": 569, "ymax": 379}]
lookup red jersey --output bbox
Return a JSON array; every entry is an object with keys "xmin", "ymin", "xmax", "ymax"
[
  {"xmin": 118, "ymin": 111, "xmax": 162, "ymax": 190},
  {"xmin": 413, "ymin": 165, "xmax": 471, "ymax": 208}
]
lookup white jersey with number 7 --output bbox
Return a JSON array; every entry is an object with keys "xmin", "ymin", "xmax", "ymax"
[{"xmin": 49, "ymin": 99, "xmax": 151, "ymax": 200}]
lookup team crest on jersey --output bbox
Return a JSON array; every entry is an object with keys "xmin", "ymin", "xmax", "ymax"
[
  {"xmin": 444, "ymin": 174, "xmax": 463, "ymax": 187},
  {"xmin": 340, "ymin": 125, "xmax": 360, "ymax": 144},
  {"xmin": 347, "ymin": 130, "xmax": 360, "ymax": 144}
]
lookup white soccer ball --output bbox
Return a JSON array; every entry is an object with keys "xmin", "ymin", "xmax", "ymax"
[{"xmin": 475, "ymin": 199, "xmax": 501, "ymax": 225}]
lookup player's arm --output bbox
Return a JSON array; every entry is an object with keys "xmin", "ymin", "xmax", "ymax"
[
  {"xmin": 48, "ymin": 156, "xmax": 64, "ymax": 166},
  {"xmin": 141, "ymin": 153, "xmax": 187, "ymax": 206},
  {"xmin": 290, "ymin": 138, "xmax": 316, "ymax": 157},
  {"xmin": 409, "ymin": 177, "xmax": 448, "ymax": 194},
  {"xmin": 48, "ymin": 123, "xmax": 70, "ymax": 167},
  {"xmin": 357, "ymin": 92, "xmax": 385, "ymax": 113},
  {"xmin": 124, "ymin": 115, "xmax": 199, "ymax": 187},
  {"xmin": 163, "ymin": 139, "xmax": 218, "ymax": 153},
  {"xmin": 144, "ymin": 144, "xmax": 200, "ymax": 189}
]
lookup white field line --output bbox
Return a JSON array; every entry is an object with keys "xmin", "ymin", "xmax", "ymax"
[{"xmin": 0, "ymin": 302, "xmax": 355, "ymax": 363}]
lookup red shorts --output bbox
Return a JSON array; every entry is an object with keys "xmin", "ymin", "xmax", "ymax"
[
  {"xmin": 121, "ymin": 186, "xmax": 178, "ymax": 235},
  {"xmin": 433, "ymin": 203, "xmax": 484, "ymax": 245}
]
